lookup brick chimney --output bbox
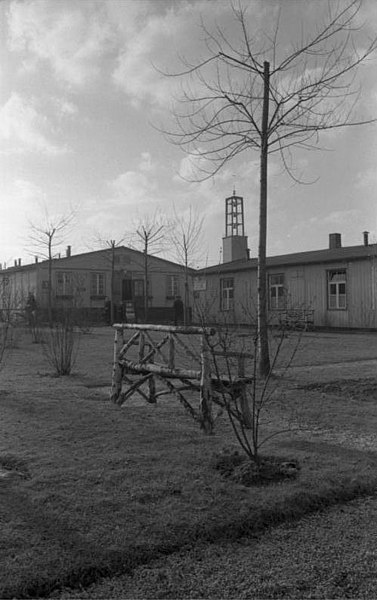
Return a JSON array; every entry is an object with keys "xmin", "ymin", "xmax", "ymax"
[
  {"xmin": 363, "ymin": 231, "xmax": 369, "ymax": 247},
  {"xmin": 329, "ymin": 233, "xmax": 342, "ymax": 249},
  {"xmin": 66, "ymin": 245, "xmax": 71, "ymax": 258}
]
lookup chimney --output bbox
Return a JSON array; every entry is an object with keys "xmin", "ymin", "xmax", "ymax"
[
  {"xmin": 18, "ymin": 258, "xmax": 22, "ymax": 266},
  {"xmin": 66, "ymin": 245, "xmax": 71, "ymax": 258},
  {"xmin": 329, "ymin": 233, "xmax": 342, "ymax": 249},
  {"xmin": 14, "ymin": 260, "xmax": 17, "ymax": 267},
  {"xmin": 35, "ymin": 256, "xmax": 38, "ymax": 263},
  {"xmin": 363, "ymin": 231, "xmax": 369, "ymax": 247}
]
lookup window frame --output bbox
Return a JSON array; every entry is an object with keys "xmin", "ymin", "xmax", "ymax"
[
  {"xmin": 327, "ymin": 269, "xmax": 347, "ymax": 310},
  {"xmin": 133, "ymin": 279, "xmax": 145, "ymax": 298},
  {"xmin": 56, "ymin": 271, "xmax": 73, "ymax": 298},
  {"xmin": 90, "ymin": 272, "xmax": 106, "ymax": 299},
  {"xmin": 166, "ymin": 274, "xmax": 179, "ymax": 299},
  {"xmin": 220, "ymin": 277, "xmax": 234, "ymax": 311},
  {"xmin": 269, "ymin": 273, "xmax": 286, "ymax": 310}
]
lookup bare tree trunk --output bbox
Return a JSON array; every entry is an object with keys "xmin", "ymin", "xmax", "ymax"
[
  {"xmin": 184, "ymin": 257, "xmax": 189, "ymax": 327},
  {"xmin": 48, "ymin": 234, "xmax": 53, "ymax": 327},
  {"xmin": 110, "ymin": 240, "xmax": 115, "ymax": 324},
  {"xmin": 144, "ymin": 244, "xmax": 148, "ymax": 322},
  {"xmin": 257, "ymin": 60, "xmax": 271, "ymax": 377}
]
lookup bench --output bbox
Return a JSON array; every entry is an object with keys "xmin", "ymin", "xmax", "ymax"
[
  {"xmin": 279, "ymin": 308, "xmax": 314, "ymax": 331},
  {"xmin": 110, "ymin": 323, "xmax": 254, "ymax": 433}
]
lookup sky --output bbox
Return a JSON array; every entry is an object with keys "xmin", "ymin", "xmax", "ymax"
[{"xmin": 1, "ymin": 0, "xmax": 377, "ymax": 269}]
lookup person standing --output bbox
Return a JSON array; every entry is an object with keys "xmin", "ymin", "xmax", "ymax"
[
  {"xmin": 103, "ymin": 297, "xmax": 111, "ymax": 325},
  {"xmin": 25, "ymin": 292, "xmax": 37, "ymax": 326}
]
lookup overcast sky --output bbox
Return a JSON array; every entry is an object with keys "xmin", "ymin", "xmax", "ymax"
[{"xmin": 1, "ymin": 0, "xmax": 377, "ymax": 269}]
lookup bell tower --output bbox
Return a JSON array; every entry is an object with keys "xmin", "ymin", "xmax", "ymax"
[{"xmin": 222, "ymin": 191, "xmax": 249, "ymax": 263}]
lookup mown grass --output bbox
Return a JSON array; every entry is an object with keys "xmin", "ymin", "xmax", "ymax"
[
  {"xmin": 1, "ymin": 328, "xmax": 377, "ymax": 598},
  {"xmin": 62, "ymin": 495, "xmax": 377, "ymax": 599}
]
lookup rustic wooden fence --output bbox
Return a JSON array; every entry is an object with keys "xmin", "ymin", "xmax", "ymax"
[{"xmin": 110, "ymin": 323, "xmax": 254, "ymax": 433}]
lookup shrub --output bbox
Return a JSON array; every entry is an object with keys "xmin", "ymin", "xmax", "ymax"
[{"xmin": 42, "ymin": 320, "xmax": 80, "ymax": 376}]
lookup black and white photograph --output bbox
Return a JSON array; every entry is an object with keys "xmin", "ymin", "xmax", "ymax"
[{"xmin": 1, "ymin": 1, "xmax": 377, "ymax": 598}]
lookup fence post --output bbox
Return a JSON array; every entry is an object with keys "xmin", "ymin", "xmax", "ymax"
[
  {"xmin": 110, "ymin": 327, "xmax": 122, "ymax": 404},
  {"xmin": 138, "ymin": 331, "xmax": 145, "ymax": 361},
  {"xmin": 199, "ymin": 334, "xmax": 213, "ymax": 433},
  {"xmin": 147, "ymin": 342, "xmax": 156, "ymax": 403},
  {"xmin": 168, "ymin": 333, "xmax": 175, "ymax": 370}
]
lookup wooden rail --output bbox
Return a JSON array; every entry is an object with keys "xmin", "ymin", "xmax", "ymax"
[{"xmin": 110, "ymin": 323, "xmax": 254, "ymax": 433}]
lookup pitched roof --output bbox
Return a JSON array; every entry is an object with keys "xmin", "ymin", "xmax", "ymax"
[
  {"xmin": 197, "ymin": 243, "xmax": 377, "ymax": 275},
  {"xmin": 0, "ymin": 245, "xmax": 194, "ymax": 273}
]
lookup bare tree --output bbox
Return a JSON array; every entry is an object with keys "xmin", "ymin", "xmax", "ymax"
[
  {"xmin": 89, "ymin": 232, "xmax": 127, "ymax": 324},
  {"xmin": 28, "ymin": 208, "xmax": 75, "ymax": 327},
  {"xmin": 131, "ymin": 213, "xmax": 166, "ymax": 322},
  {"xmin": 0, "ymin": 277, "xmax": 14, "ymax": 367},
  {"xmin": 168, "ymin": 206, "xmax": 204, "ymax": 325},
  {"xmin": 161, "ymin": 0, "xmax": 377, "ymax": 375}
]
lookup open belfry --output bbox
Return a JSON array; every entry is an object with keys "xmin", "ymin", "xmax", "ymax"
[{"xmin": 222, "ymin": 190, "xmax": 249, "ymax": 263}]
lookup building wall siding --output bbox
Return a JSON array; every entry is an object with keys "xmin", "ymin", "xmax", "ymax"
[
  {"xmin": 195, "ymin": 256, "xmax": 377, "ymax": 329},
  {"xmin": 1, "ymin": 248, "xmax": 190, "ymax": 318}
]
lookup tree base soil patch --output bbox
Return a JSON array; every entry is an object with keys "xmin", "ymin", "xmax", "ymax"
[{"xmin": 211, "ymin": 448, "xmax": 300, "ymax": 486}]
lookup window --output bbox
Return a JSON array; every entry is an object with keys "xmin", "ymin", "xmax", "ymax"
[
  {"xmin": 220, "ymin": 278, "xmax": 234, "ymax": 311},
  {"xmin": 328, "ymin": 270, "xmax": 347, "ymax": 309},
  {"xmin": 166, "ymin": 275, "xmax": 179, "ymax": 298},
  {"xmin": 56, "ymin": 272, "xmax": 72, "ymax": 297},
  {"xmin": 133, "ymin": 279, "xmax": 144, "ymax": 298},
  {"xmin": 269, "ymin": 274, "xmax": 285, "ymax": 309},
  {"xmin": 90, "ymin": 272, "xmax": 105, "ymax": 297}
]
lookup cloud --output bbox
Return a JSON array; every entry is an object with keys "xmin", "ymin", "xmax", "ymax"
[
  {"xmin": 111, "ymin": 170, "xmax": 157, "ymax": 202},
  {"xmin": 112, "ymin": 1, "xmax": 230, "ymax": 108},
  {"xmin": 355, "ymin": 168, "xmax": 377, "ymax": 190},
  {"xmin": 7, "ymin": 0, "xmax": 117, "ymax": 88},
  {"xmin": 139, "ymin": 152, "xmax": 156, "ymax": 173},
  {"xmin": 107, "ymin": 153, "xmax": 163, "ymax": 210},
  {"xmin": 56, "ymin": 99, "xmax": 78, "ymax": 117},
  {"xmin": 321, "ymin": 209, "xmax": 363, "ymax": 227},
  {"xmin": 13, "ymin": 179, "xmax": 44, "ymax": 203},
  {"xmin": 0, "ymin": 93, "xmax": 66, "ymax": 154}
]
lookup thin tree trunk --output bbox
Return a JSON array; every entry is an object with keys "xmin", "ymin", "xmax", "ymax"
[
  {"xmin": 257, "ymin": 60, "xmax": 271, "ymax": 377},
  {"xmin": 184, "ymin": 257, "xmax": 189, "ymax": 327},
  {"xmin": 48, "ymin": 235, "xmax": 53, "ymax": 327},
  {"xmin": 144, "ymin": 244, "xmax": 148, "ymax": 322},
  {"xmin": 110, "ymin": 241, "xmax": 115, "ymax": 324}
]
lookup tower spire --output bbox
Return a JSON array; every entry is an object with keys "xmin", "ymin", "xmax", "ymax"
[{"xmin": 222, "ymin": 191, "xmax": 249, "ymax": 263}]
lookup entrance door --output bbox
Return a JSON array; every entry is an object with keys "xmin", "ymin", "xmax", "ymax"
[{"xmin": 122, "ymin": 278, "xmax": 133, "ymax": 302}]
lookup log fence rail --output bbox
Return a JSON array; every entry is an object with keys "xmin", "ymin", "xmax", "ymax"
[{"xmin": 110, "ymin": 323, "xmax": 254, "ymax": 433}]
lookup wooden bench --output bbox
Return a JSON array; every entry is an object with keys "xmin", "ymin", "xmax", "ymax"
[
  {"xmin": 110, "ymin": 323, "xmax": 254, "ymax": 433},
  {"xmin": 279, "ymin": 308, "xmax": 314, "ymax": 331}
]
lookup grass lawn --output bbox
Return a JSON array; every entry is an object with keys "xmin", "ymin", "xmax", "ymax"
[{"xmin": 1, "ymin": 326, "xmax": 377, "ymax": 598}]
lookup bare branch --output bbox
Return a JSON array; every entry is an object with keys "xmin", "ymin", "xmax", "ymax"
[{"xmin": 158, "ymin": 0, "xmax": 376, "ymax": 183}]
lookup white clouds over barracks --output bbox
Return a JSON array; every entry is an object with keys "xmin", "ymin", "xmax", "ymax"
[{"xmin": 1, "ymin": 0, "xmax": 377, "ymax": 265}]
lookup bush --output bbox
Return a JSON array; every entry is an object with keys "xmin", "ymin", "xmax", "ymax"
[{"xmin": 42, "ymin": 321, "xmax": 80, "ymax": 376}]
